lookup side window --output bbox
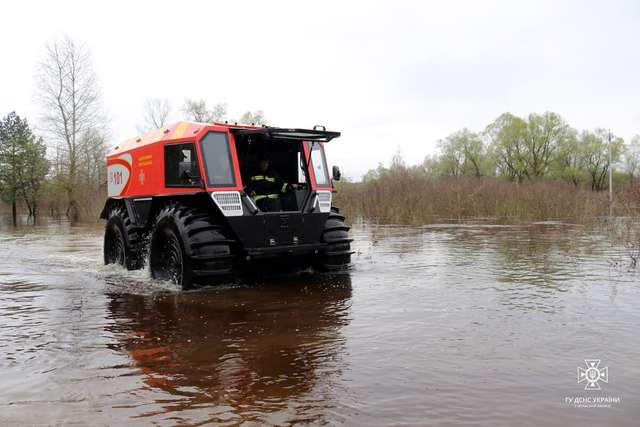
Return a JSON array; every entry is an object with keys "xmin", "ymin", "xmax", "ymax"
[
  {"xmin": 310, "ymin": 143, "xmax": 329, "ymax": 186},
  {"xmin": 164, "ymin": 143, "xmax": 201, "ymax": 187}
]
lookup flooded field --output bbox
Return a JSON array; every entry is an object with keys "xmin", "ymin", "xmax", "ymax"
[{"xmin": 0, "ymin": 218, "xmax": 639, "ymax": 426}]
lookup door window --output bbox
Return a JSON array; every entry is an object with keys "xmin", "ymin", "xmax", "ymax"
[
  {"xmin": 199, "ymin": 132, "xmax": 235, "ymax": 187},
  {"xmin": 164, "ymin": 143, "xmax": 201, "ymax": 187}
]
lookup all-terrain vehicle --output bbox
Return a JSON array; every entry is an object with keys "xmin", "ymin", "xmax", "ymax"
[{"xmin": 101, "ymin": 121, "xmax": 352, "ymax": 289}]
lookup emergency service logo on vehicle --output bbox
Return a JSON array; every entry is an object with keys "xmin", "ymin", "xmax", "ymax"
[
  {"xmin": 578, "ymin": 359, "xmax": 608, "ymax": 390},
  {"xmin": 107, "ymin": 153, "xmax": 132, "ymax": 197}
]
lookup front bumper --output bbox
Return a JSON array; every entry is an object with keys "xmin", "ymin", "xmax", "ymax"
[{"xmin": 243, "ymin": 242, "xmax": 327, "ymax": 259}]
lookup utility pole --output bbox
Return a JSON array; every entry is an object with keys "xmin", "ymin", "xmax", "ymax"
[{"xmin": 609, "ymin": 129, "xmax": 613, "ymax": 217}]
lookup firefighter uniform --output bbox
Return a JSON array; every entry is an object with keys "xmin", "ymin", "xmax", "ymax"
[{"xmin": 248, "ymin": 169, "xmax": 290, "ymax": 211}]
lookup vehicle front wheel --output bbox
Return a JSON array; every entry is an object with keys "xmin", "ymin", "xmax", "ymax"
[
  {"xmin": 318, "ymin": 208, "xmax": 353, "ymax": 270},
  {"xmin": 149, "ymin": 203, "xmax": 234, "ymax": 290}
]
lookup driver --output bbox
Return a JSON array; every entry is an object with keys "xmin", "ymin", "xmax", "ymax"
[{"xmin": 247, "ymin": 154, "xmax": 296, "ymax": 212}]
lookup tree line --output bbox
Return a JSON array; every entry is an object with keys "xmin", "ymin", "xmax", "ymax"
[
  {"xmin": 380, "ymin": 112, "xmax": 640, "ymax": 192},
  {"xmin": 347, "ymin": 112, "xmax": 640, "ymax": 225},
  {"xmin": 339, "ymin": 112, "xmax": 640, "ymax": 224},
  {"xmin": 0, "ymin": 113, "xmax": 48, "ymax": 224}
]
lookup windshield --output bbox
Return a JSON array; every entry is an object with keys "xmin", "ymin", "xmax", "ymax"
[
  {"xmin": 199, "ymin": 131, "xmax": 235, "ymax": 187},
  {"xmin": 309, "ymin": 143, "xmax": 329, "ymax": 186}
]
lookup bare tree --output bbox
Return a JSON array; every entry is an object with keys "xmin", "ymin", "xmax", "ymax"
[
  {"xmin": 210, "ymin": 103, "xmax": 228, "ymax": 122},
  {"xmin": 239, "ymin": 110, "xmax": 267, "ymax": 125},
  {"xmin": 36, "ymin": 35, "xmax": 105, "ymax": 221},
  {"xmin": 182, "ymin": 98, "xmax": 227, "ymax": 122},
  {"xmin": 138, "ymin": 97, "xmax": 171, "ymax": 133},
  {"xmin": 580, "ymin": 129, "xmax": 623, "ymax": 191},
  {"xmin": 623, "ymin": 135, "xmax": 640, "ymax": 187}
]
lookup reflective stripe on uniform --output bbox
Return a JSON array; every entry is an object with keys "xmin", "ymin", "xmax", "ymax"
[
  {"xmin": 253, "ymin": 193, "xmax": 279, "ymax": 201},
  {"xmin": 251, "ymin": 175, "xmax": 275, "ymax": 182},
  {"xmin": 281, "ymin": 182, "xmax": 288, "ymax": 192}
]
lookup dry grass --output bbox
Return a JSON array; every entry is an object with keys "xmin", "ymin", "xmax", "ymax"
[
  {"xmin": 335, "ymin": 173, "xmax": 611, "ymax": 225},
  {"xmin": 612, "ymin": 186, "xmax": 640, "ymax": 267}
]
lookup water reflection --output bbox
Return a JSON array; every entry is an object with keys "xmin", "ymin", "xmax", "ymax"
[
  {"xmin": 2, "ymin": 219, "xmax": 638, "ymax": 426},
  {"xmin": 353, "ymin": 223, "xmax": 615, "ymax": 315},
  {"xmin": 105, "ymin": 274, "xmax": 352, "ymax": 425}
]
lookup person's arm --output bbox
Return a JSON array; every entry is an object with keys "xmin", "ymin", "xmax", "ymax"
[
  {"xmin": 245, "ymin": 172, "xmax": 259, "ymax": 197},
  {"xmin": 269, "ymin": 170, "xmax": 289, "ymax": 193},
  {"xmin": 244, "ymin": 184, "xmax": 256, "ymax": 197}
]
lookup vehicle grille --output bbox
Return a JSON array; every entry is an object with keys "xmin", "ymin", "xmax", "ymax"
[{"xmin": 211, "ymin": 191, "xmax": 243, "ymax": 216}]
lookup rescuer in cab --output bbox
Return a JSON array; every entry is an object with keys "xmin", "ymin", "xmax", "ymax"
[{"xmin": 247, "ymin": 154, "xmax": 296, "ymax": 211}]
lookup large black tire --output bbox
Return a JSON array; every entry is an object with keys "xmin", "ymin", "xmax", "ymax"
[
  {"xmin": 319, "ymin": 208, "xmax": 353, "ymax": 270},
  {"xmin": 149, "ymin": 203, "xmax": 234, "ymax": 290},
  {"xmin": 104, "ymin": 206, "xmax": 145, "ymax": 270}
]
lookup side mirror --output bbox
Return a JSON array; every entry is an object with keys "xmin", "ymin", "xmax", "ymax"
[{"xmin": 332, "ymin": 165, "xmax": 342, "ymax": 181}]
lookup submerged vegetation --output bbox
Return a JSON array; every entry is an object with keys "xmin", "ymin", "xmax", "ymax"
[
  {"xmin": 336, "ymin": 111, "xmax": 640, "ymax": 225},
  {"xmin": 336, "ymin": 174, "xmax": 611, "ymax": 224}
]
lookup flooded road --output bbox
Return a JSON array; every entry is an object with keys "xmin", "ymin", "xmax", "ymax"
[{"xmin": 1, "ymin": 219, "xmax": 639, "ymax": 426}]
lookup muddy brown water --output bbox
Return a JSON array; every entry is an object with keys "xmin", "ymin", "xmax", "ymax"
[{"xmin": 0, "ymin": 218, "xmax": 639, "ymax": 426}]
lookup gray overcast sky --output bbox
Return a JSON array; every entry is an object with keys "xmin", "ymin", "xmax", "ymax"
[{"xmin": 1, "ymin": 0, "xmax": 639, "ymax": 179}]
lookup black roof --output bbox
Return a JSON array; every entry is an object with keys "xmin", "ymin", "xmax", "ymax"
[{"xmin": 232, "ymin": 126, "xmax": 341, "ymax": 142}]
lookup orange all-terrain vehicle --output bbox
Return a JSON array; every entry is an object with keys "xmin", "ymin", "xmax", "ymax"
[{"xmin": 101, "ymin": 122, "xmax": 352, "ymax": 289}]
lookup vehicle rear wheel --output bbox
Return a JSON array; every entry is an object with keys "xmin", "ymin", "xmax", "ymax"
[
  {"xmin": 318, "ymin": 208, "xmax": 353, "ymax": 270},
  {"xmin": 104, "ymin": 206, "xmax": 145, "ymax": 270},
  {"xmin": 149, "ymin": 203, "xmax": 234, "ymax": 290}
]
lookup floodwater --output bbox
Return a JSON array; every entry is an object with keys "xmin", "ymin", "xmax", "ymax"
[{"xmin": 0, "ymin": 217, "xmax": 639, "ymax": 426}]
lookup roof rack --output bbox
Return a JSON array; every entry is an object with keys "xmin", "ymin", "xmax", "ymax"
[{"xmin": 232, "ymin": 126, "xmax": 341, "ymax": 142}]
